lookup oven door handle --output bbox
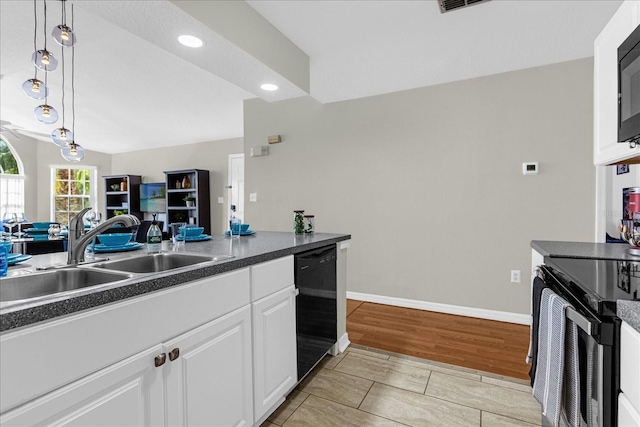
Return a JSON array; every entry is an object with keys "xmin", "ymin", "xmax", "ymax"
[{"xmin": 566, "ymin": 307, "xmax": 592, "ymax": 335}]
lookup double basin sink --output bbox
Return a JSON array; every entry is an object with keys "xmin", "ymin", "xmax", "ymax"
[{"xmin": 1, "ymin": 253, "xmax": 234, "ymax": 307}]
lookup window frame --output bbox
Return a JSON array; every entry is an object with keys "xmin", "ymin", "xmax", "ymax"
[
  {"xmin": 50, "ymin": 165, "xmax": 98, "ymax": 225},
  {"xmin": 0, "ymin": 137, "xmax": 25, "ymax": 218}
]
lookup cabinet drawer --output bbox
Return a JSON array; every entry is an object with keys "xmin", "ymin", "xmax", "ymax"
[
  {"xmin": 0, "ymin": 268, "xmax": 250, "ymax": 413},
  {"xmin": 251, "ymin": 256, "xmax": 294, "ymax": 301},
  {"xmin": 620, "ymin": 321, "xmax": 640, "ymax": 414},
  {"xmin": 619, "ymin": 392, "xmax": 640, "ymax": 427}
]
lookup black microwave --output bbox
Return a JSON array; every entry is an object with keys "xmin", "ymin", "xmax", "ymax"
[{"xmin": 619, "ymin": 25, "xmax": 640, "ymax": 144}]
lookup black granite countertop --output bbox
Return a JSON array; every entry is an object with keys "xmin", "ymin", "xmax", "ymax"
[
  {"xmin": 531, "ymin": 240, "xmax": 638, "ymax": 261},
  {"xmin": 0, "ymin": 231, "xmax": 350, "ymax": 333}
]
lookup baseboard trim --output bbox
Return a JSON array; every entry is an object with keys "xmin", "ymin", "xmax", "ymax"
[
  {"xmin": 347, "ymin": 292, "xmax": 530, "ymax": 325},
  {"xmin": 330, "ymin": 332, "xmax": 350, "ymax": 355}
]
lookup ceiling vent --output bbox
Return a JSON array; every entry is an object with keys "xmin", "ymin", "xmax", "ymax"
[{"xmin": 439, "ymin": 0, "xmax": 491, "ymax": 13}]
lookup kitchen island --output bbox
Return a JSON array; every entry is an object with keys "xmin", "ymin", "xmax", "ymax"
[
  {"xmin": 0, "ymin": 231, "xmax": 350, "ymax": 426},
  {"xmin": 1, "ymin": 231, "xmax": 350, "ymax": 331}
]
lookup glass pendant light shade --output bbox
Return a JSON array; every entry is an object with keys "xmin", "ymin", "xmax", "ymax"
[
  {"xmin": 32, "ymin": 49, "xmax": 58, "ymax": 72},
  {"xmin": 21, "ymin": 78, "xmax": 48, "ymax": 99},
  {"xmin": 51, "ymin": 127, "xmax": 74, "ymax": 147},
  {"xmin": 52, "ymin": 25, "xmax": 76, "ymax": 47},
  {"xmin": 34, "ymin": 104, "xmax": 59, "ymax": 124},
  {"xmin": 61, "ymin": 143, "xmax": 84, "ymax": 162}
]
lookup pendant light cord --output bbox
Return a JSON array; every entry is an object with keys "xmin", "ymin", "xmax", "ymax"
[
  {"xmin": 32, "ymin": 0, "xmax": 38, "ymax": 79},
  {"xmin": 71, "ymin": 3, "xmax": 75, "ymax": 139},
  {"xmin": 61, "ymin": 35, "xmax": 65, "ymax": 127},
  {"xmin": 42, "ymin": 0, "xmax": 47, "ymax": 51}
]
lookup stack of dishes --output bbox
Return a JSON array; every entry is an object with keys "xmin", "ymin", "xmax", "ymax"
[
  {"xmin": 177, "ymin": 226, "xmax": 211, "ymax": 242},
  {"xmin": 7, "ymin": 252, "xmax": 32, "ymax": 266},
  {"xmin": 24, "ymin": 222, "xmax": 51, "ymax": 241},
  {"xmin": 94, "ymin": 233, "xmax": 142, "ymax": 253},
  {"xmin": 224, "ymin": 223, "xmax": 255, "ymax": 236}
]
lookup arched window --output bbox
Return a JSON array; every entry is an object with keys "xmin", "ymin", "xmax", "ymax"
[{"xmin": 0, "ymin": 137, "xmax": 25, "ymax": 218}]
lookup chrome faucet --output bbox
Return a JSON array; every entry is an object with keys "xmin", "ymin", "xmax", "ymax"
[{"xmin": 67, "ymin": 207, "xmax": 141, "ymax": 264}]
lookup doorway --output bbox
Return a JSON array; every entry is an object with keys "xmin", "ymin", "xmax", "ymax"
[{"xmin": 228, "ymin": 154, "xmax": 245, "ymax": 223}]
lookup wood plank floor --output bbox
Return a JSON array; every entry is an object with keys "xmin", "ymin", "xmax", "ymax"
[{"xmin": 346, "ymin": 300, "xmax": 531, "ymax": 380}]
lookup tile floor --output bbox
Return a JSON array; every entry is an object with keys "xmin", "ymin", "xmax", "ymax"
[{"xmin": 262, "ymin": 345, "xmax": 541, "ymax": 427}]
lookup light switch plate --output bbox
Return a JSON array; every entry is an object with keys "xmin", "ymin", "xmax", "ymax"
[
  {"xmin": 217, "ymin": 197, "xmax": 224, "ymax": 204},
  {"xmin": 249, "ymin": 193, "xmax": 257, "ymax": 202}
]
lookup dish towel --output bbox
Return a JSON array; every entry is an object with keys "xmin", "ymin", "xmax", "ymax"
[
  {"xmin": 533, "ymin": 288, "xmax": 575, "ymax": 427},
  {"xmin": 527, "ymin": 271, "xmax": 548, "ymax": 386},
  {"xmin": 562, "ymin": 316, "xmax": 580, "ymax": 427}
]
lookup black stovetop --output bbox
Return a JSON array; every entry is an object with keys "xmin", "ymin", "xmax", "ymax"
[{"xmin": 544, "ymin": 257, "xmax": 639, "ymax": 316}]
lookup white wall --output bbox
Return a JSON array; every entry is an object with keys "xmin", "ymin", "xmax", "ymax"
[
  {"xmin": 10, "ymin": 135, "xmax": 112, "ymax": 222},
  {"xmin": 110, "ymin": 138, "xmax": 243, "ymax": 234},
  {"xmin": 243, "ymin": 58, "xmax": 596, "ymax": 316}
]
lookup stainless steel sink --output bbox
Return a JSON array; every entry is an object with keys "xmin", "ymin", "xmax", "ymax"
[
  {"xmin": 0, "ymin": 269, "xmax": 132, "ymax": 303},
  {"xmin": 91, "ymin": 253, "xmax": 233, "ymax": 274}
]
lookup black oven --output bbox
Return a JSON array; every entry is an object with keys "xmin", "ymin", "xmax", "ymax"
[
  {"xmin": 618, "ymin": 24, "xmax": 640, "ymax": 145},
  {"xmin": 537, "ymin": 257, "xmax": 639, "ymax": 427}
]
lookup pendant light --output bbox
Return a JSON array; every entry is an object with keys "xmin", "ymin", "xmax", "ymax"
[
  {"xmin": 51, "ymin": 34, "xmax": 73, "ymax": 147},
  {"xmin": 31, "ymin": 0, "xmax": 57, "ymax": 72},
  {"xmin": 22, "ymin": 0, "xmax": 48, "ymax": 99},
  {"xmin": 61, "ymin": 3, "xmax": 84, "ymax": 163},
  {"xmin": 61, "ymin": 142, "xmax": 84, "ymax": 162},
  {"xmin": 34, "ymin": 72, "xmax": 58, "ymax": 124},
  {"xmin": 52, "ymin": 0, "xmax": 76, "ymax": 47}
]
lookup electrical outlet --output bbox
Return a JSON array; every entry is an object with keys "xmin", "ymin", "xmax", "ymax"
[
  {"xmin": 217, "ymin": 197, "xmax": 224, "ymax": 204},
  {"xmin": 249, "ymin": 193, "xmax": 257, "ymax": 202},
  {"xmin": 511, "ymin": 270, "xmax": 521, "ymax": 283}
]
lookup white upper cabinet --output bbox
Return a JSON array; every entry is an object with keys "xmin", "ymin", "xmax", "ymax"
[{"xmin": 594, "ymin": 0, "xmax": 640, "ymax": 165}]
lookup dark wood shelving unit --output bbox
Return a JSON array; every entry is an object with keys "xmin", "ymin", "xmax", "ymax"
[
  {"xmin": 103, "ymin": 175, "xmax": 142, "ymax": 220},
  {"xmin": 164, "ymin": 169, "xmax": 210, "ymax": 235}
]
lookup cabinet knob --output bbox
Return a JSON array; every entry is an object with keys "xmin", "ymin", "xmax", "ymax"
[
  {"xmin": 169, "ymin": 347, "xmax": 180, "ymax": 361},
  {"xmin": 154, "ymin": 353, "xmax": 167, "ymax": 367}
]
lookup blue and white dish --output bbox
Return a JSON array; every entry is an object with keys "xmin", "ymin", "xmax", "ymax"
[
  {"xmin": 93, "ymin": 242, "xmax": 143, "ymax": 253},
  {"xmin": 8, "ymin": 254, "xmax": 31, "ymax": 265},
  {"xmin": 224, "ymin": 230, "xmax": 256, "ymax": 236},
  {"xmin": 175, "ymin": 234, "xmax": 212, "ymax": 242},
  {"xmin": 24, "ymin": 227, "xmax": 49, "ymax": 234}
]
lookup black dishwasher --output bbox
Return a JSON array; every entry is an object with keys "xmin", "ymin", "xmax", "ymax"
[{"xmin": 294, "ymin": 245, "xmax": 337, "ymax": 380}]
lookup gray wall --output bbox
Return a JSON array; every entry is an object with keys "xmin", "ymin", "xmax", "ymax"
[
  {"xmin": 243, "ymin": 58, "xmax": 596, "ymax": 315},
  {"xmin": 9, "ymin": 135, "xmax": 112, "ymax": 222},
  {"xmin": 110, "ymin": 138, "xmax": 244, "ymax": 234}
]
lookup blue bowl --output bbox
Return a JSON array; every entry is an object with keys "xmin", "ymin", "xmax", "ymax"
[
  {"xmin": 97, "ymin": 233, "xmax": 133, "ymax": 246},
  {"xmin": 0, "ymin": 241, "xmax": 13, "ymax": 253},
  {"xmin": 180, "ymin": 226, "xmax": 204, "ymax": 237},
  {"xmin": 31, "ymin": 222, "xmax": 53, "ymax": 230},
  {"xmin": 240, "ymin": 224, "xmax": 250, "ymax": 232}
]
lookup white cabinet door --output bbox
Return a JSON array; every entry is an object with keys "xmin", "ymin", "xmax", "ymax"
[
  {"xmin": 594, "ymin": 0, "xmax": 640, "ymax": 165},
  {"xmin": 619, "ymin": 392, "xmax": 640, "ymax": 427},
  {"xmin": 252, "ymin": 285, "xmax": 297, "ymax": 422},
  {"xmin": 164, "ymin": 305, "xmax": 253, "ymax": 427},
  {"xmin": 0, "ymin": 345, "xmax": 165, "ymax": 427}
]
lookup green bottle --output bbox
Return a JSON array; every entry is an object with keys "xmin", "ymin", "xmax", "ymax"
[{"xmin": 147, "ymin": 213, "xmax": 162, "ymax": 254}]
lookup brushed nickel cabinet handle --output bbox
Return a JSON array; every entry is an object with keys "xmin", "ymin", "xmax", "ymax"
[
  {"xmin": 169, "ymin": 348, "xmax": 180, "ymax": 361},
  {"xmin": 154, "ymin": 353, "xmax": 167, "ymax": 367}
]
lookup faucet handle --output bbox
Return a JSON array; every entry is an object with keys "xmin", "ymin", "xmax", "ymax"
[{"xmin": 70, "ymin": 207, "xmax": 92, "ymax": 235}]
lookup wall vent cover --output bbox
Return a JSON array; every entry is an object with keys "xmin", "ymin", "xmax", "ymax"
[{"xmin": 439, "ymin": 0, "xmax": 491, "ymax": 13}]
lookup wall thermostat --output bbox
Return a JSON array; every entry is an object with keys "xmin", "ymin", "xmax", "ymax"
[
  {"xmin": 522, "ymin": 162, "xmax": 539, "ymax": 175},
  {"xmin": 251, "ymin": 146, "xmax": 269, "ymax": 157}
]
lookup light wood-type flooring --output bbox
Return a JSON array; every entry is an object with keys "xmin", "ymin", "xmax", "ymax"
[{"xmin": 346, "ymin": 300, "xmax": 531, "ymax": 381}]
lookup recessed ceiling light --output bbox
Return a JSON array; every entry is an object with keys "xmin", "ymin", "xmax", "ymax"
[
  {"xmin": 178, "ymin": 35, "xmax": 203, "ymax": 48},
  {"xmin": 261, "ymin": 83, "xmax": 279, "ymax": 91}
]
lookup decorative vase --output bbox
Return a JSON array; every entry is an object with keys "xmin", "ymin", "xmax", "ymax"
[
  {"xmin": 182, "ymin": 176, "xmax": 191, "ymax": 189},
  {"xmin": 186, "ymin": 200, "xmax": 195, "ymax": 207}
]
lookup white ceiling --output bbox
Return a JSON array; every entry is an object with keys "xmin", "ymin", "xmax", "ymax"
[{"xmin": 0, "ymin": 0, "xmax": 624, "ymax": 155}]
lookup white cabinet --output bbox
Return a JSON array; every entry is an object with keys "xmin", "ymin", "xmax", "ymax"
[
  {"xmin": 594, "ymin": 0, "xmax": 640, "ymax": 165},
  {"xmin": 0, "ymin": 345, "xmax": 165, "ymax": 427},
  {"xmin": 618, "ymin": 320, "xmax": 640, "ymax": 427},
  {"xmin": 165, "ymin": 305, "xmax": 253, "ymax": 427},
  {"xmin": 250, "ymin": 256, "xmax": 297, "ymax": 423},
  {"xmin": 252, "ymin": 286, "xmax": 297, "ymax": 421},
  {"xmin": 0, "ymin": 269, "xmax": 252, "ymax": 426}
]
